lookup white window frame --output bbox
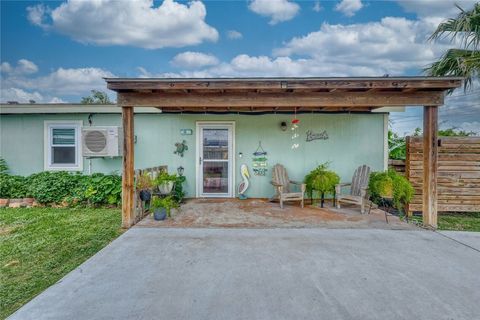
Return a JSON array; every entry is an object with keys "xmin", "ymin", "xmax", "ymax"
[{"xmin": 44, "ymin": 120, "xmax": 83, "ymax": 171}]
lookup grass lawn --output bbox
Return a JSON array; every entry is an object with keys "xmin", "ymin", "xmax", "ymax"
[
  {"xmin": 411, "ymin": 212, "xmax": 480, "ymax": 232},
  {"xmin": 0, "ymin": 207, "xmax": 123, "ymax": 319}
]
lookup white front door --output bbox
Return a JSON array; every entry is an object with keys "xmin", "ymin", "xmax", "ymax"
[{"xmin": 196, "ymin": 122, "xmax": 235, "ymax": 197}]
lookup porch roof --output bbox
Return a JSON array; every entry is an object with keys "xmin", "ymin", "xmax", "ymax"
[{"xmin": 105, "ymin": 76, "xmax": 462, "ymax": 113}]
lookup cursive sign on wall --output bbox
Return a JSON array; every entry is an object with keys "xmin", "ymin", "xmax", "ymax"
[{"xmin": 306, "ymin": 130, "xmax": 329, "ymax": 142}]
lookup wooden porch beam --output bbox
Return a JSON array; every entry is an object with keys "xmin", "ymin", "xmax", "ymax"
[
  {"xmin": 423, "ymin": 105, "xmax": 439, "ymax": 228},
  {"xmin": 122, "ymin": 106, "xmax": 135, "ymax": 228},
  {"xmin": 117, "ymin": 91, "xmax": 444, "ymax": 108},
  {"xmin": 107, "ymin": 78, "xmax": 462, "ymax": 91}
]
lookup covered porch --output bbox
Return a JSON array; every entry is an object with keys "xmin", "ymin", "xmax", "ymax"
[{"xmin": 105, "ymin": 77, "xmax": 462, "ymax": 229}]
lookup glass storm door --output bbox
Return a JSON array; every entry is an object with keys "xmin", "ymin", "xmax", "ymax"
[{"xmin": 197, "ymin": 123, "xmax": 234, "ymax": 197}]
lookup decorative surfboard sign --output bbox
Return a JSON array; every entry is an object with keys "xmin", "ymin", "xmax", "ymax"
[{"xmin": 306, "ymin": 130, "xmax": 329, "ymax": 142}]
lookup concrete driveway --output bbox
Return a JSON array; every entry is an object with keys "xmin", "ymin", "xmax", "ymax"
[{"xmin": 9, "ymin": 228, "xmax": 480, "ymax": 320}]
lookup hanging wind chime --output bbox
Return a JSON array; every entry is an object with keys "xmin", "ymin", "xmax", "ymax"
[{"xmin": 291, "ymin": 108, "xmax": 300, "ymax": 149}]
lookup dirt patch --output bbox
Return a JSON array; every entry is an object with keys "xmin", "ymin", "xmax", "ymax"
[{"xmin": 136, "ymin": 198, "xmax": 417, "ymax": 230}]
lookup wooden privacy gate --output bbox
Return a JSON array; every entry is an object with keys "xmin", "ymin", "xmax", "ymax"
[{"xmin": 406, "ymin": 136, "xmax": 480, "ymax": 213}]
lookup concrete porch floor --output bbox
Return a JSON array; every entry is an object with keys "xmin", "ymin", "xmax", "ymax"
[{"xmin": 136, "ymin": 198, "xmax": 417, "ymax": 229}]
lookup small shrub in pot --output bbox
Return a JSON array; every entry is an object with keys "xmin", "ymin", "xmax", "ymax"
[
  {"xmin": 136, "ymin": 172, "xmax": 154, "ymax": 201},
  {"xmin": 369, "ymin": 170, "xmax": 414, "ymax": 214},
  {"xmin": 154, "ymin": 172, "xmax": 177, "ymax": 195},
  {"xmin": 304, "ymin": 163, "xmax": 340, "ymax": 207}
]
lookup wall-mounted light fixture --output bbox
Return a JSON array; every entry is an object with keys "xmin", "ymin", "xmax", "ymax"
[
  {"xmin": 280, "ymin": 121, "xmax": 288, "ymax": 131},
  {"xmin": 177, "ymin": 166, "xmax": 184, "ymax": 176}
]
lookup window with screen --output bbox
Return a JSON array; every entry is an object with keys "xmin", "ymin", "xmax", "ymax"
[{"xmin": 45, "ymin": 122, "xmax": 82, "ymax": 171}]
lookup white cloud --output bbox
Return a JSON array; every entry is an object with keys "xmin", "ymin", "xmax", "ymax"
[
  {"xmin": 0, "ymin": 88, "xmax": 43, "ymax": 103},
  {"xmin": 397, "ymin": 0, "xmax": 477, "ymax": 20},
  {"xmin": 248, "ymin": 0, "xmax": 300, "ymax": 25},
  {"xmin": 1, "ymin": 59, "xmax": 38, "ymax": 75},
  {"xmin": 313, "ymin": 1, "xmax": 322, "ymax": 12},
  {"xmin": 27, "ymin": 0, "xmax": 218, "ymax": 49},
  {"xmin": 1, "ymin": 59, "xmax": 115, "ymax": 103},
  {"xmin": 170, "ymin": 52, "xmax": 219, "ymax": 69},
  {"xmin": 335, "ymin": 0, "xmax": 363, "ymax": 17},
  {"xmin": 274, "ymin": 17, "xmax": 450, "ymax": 75},
  {"xmin": 226, "ymin": 30, "xmax": 243, "ymax": 40},
  {"xmin": 0, "ymin": 88, "xmax": 65, "ymax": 104},
  {"xmin": 26, "ymin": 4, "xmax": 49, "ymax": 28},
  {"xmin": 14, "ymin": 67, "xmax": 114, "ymax": 95}
]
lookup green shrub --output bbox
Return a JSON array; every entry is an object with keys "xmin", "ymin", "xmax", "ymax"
[
  {"xmin": 304, "ymin": 163, "xmax": 340, "ymax": 198},
  {"xmin": 0, "ymin": 175, "xmax": 28, "ymax": 198},
  {"xmin": 27, "ymin": 171, "xmax": 83, "ymax": 204},
  {"xmin": 69, "ymin": 174, "xmax": 122, "ymax": 206},
  {"xmin": 172, "ymin": 175, "xmax": 186, "ymax": 203},
  {"xmin": 0, "ymin": 157, "xmax": 9, "ymax": 175},
  {"xmin": 369, "ymin": 170, "xmax": 414, "ymax": 213}
]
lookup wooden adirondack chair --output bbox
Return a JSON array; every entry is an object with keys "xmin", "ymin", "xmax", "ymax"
[
  {"xmin": 270, "ymin": 164, "xmax": 306, "ymax": 209},
  {"xmin": 335, "ymin": 165, "xmax": 371, "ymax": 214}
]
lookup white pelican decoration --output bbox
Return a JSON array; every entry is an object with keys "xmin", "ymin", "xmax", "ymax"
[{"xmin": 238, "ymin": 164, "xmax": 250, "ymax": 200}]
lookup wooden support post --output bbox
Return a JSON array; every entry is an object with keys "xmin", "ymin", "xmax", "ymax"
[
  {"xmin": 423, "ymin": 106, "xmax": 438, "ymax": 228},
  {"xmin": 122, "ymin": 106, "xmax": 134, "ymax": 228},
  {"xmin": 405, "ymin": 136, "xmax": 413, "ymax": 218}
]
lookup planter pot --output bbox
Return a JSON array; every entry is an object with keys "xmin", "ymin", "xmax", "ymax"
[
  {"xmin": 139, "ymin": 190, "xmax": 151, "ymax": 202},
  {"xmin": 9, "ymin": 199, "xmax": 23, "ymax": 208},
  {"xmin": 153, "ymin": 207, "xmax": 167, "ymax": 221},
  {"xmin": 158, "ymin": 181, "xmax": 174, "ymax": 195},
  {"xmin": 0, "ymin": 198, "xmax": 9, "ymax": 208}
]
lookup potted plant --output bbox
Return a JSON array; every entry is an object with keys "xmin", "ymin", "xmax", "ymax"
[
  {"xmin": 136, "ymin": 172, "xmax": 153, "ymax": 201},
  {"xmin": 369, "ymin": 170, "xmax": 414, "ymax": 215},
  {"xmin": 151, "ymin": 196, "xmax": 167, "ymax": 220},
  {"xmin": 155, "ymin": 171, "xmax": 177, "ymax": 195},
  {"xmin": 304, "ymin": 163, "xmax": 340, "ymax": 208},
  {"xmin": 150, "ymin": 196, "xmax": 179, "ymax": 220}
]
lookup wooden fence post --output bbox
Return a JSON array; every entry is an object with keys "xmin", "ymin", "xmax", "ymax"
[
  {"xmin": 423, "ymin": 106, "xmax": 438, "ymax": 229},
  {"xmin": 405, "ymin": 136, "xmax": 412, "ymax": 217},
  {"xmin": 122, "ymin": 106, "xmax": 135, "ymax": 228}
]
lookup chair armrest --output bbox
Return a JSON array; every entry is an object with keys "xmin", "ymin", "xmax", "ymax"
[
  {"xmin": 335, "ymin": 183, "xmax": 351, "ymax": 195},
  {"xmin": 289, "ymin": 180, "xmax": 302, "ymax": 185},
  {"xmin": 336, "ymin": 183, "xmax": 351, "ymax": 187},
  {"xmin": 271, "ymin": 181, "xmax": 282, "ymax": 187}
]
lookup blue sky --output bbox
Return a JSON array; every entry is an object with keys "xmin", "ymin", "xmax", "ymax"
[{"xmin": 1, "ymin": 0, "xmax": 479, "ymax": 134}]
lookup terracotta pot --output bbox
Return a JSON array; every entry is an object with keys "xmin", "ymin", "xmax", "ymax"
[
  {"xmin": 0, "ymin": 198, "xmax": 9, "ymax": 207},
  {"xmin": 9, "ymin": 199, "xmax": 23, "ymax": 208}
]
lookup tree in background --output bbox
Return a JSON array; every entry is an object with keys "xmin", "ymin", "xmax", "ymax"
[
  {"xmin": 81, "ymin": 90, "xmax": 112, "ymax": 104},
  {"xmin": 425, "ymin": 3, "xmax": 479, "ymax": 91},
  {"xmin": 388, "ymin": 127, "xmax": 477, "ymax": 160}
]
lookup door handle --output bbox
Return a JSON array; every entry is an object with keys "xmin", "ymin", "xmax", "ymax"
[{"xmin": 199, "ymin": 157, "xmax": 202, "ymax": 165}]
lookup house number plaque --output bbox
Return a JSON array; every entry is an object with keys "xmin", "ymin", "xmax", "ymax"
[{"xmin": 306, "ymin": 130, "xmax": 329, "ymax": 142}]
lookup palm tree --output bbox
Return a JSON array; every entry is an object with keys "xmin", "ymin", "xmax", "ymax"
[{"xmin": 425, "ymin": 3, "xmax": 480, "ymax": 91}]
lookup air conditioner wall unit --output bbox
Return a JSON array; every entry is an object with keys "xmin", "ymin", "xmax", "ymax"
[{"xmin": 82, "ymin": 126, "xmax": 123, "ymax": 157}]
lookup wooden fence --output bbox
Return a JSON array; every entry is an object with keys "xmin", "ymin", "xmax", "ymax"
[
  {"xmin": 388, "ymin": 159, "xmax": 406, "ymax": 175},
  {"xmin": 406, "ymin": 136, "xmax": 480, "ymax": 213}
]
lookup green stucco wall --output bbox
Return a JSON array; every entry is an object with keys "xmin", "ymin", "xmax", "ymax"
[{"xmin": 0, "ymin": 113, "xmax": 387, "ymax": 198}]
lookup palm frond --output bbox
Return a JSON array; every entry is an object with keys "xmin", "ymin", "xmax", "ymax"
[
  {"xmin": 425, "ymin": 49, "xmax": 480, "ymax": 91},
  {"xmin": 429, "ymin": 3, "xmax": 480, "ymax": 50}
]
